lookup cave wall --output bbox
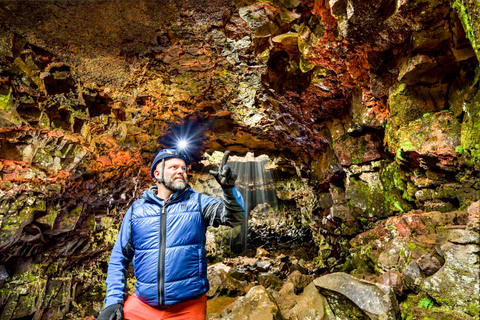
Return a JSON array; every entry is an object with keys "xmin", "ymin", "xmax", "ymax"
[{"xmin": 0, "ymin": 0, "xmax": 479, "ymax": 319}]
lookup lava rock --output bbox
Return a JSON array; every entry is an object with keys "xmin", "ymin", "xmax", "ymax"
[
  {"xmin": 403, "ymin": 261, "xmax": 424, "ymax": 292},
  {"xmin": 257, "ymin": 272, "xmax": 283, "ymax": 291},
  {"xmin": 286, "ymin": 270, "xmax": 314, "ymax": 294},
  {"xmin": 467, "ymin": 201, "xmax": 480, "ymax": 232},
  {"xmin": 314, "ymin": 272, "xmax": 399, "ymax": 320},
  {"xmin": 224, "ymin": 285, "xmax": 283, "ymax": 320},
  {"xmin": 416, "ymin": 253, "xmax": 442, "ymax": 277},
  {"xmin": 377, "ymin": 270, "xmax": 404, "ymax": 296},
  {"xmin": 422, "ymin": 241, "xmax": 480, "ymax": 314},
  {"xmin": 285, "ymin": 282, "xmax": 336, "ymax": 320}
]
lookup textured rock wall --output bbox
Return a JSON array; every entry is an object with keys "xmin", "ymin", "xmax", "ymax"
[{"xmin": 0, "ymin": 0, "xmax": 479, "ymax": 319}]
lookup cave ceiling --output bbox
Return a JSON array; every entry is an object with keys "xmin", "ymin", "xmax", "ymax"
[{"xmin": 0, "ymin": 0, "xmax": 478, "ymax": 189}]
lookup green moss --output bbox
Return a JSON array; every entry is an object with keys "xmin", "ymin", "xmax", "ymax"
[
  {"xmin": 452, "ymin": 0, "xmax": 479, "ymax": 61},
  {"xmin": 0, "ymin": 85, "xmax": 13, "ymax": 110},
  {"xmin": 418, "ymin": 297, "xmax": 434, "ymax": 309}
]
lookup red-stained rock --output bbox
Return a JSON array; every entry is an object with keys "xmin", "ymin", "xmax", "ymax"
[{"xmin": 377, "ymin": 270, "xmax": 404, "ymax": 296}]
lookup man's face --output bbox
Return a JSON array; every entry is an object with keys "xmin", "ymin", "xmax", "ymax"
[{"xmin": 154, "ymin": 157, "xmax": 188, "ymax": 191}]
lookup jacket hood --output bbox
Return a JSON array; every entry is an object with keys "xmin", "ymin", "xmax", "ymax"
[{"xmin": 141, "ymin": 185, "xmax": 194, "ymax": 205}]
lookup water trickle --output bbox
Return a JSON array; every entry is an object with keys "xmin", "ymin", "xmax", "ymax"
[
  {"xmin": 228, "ymin": 154, "xmax": 278, "ymax": 253},
  {"xmin": 196, "ymin": 152, "xmax": 278, "ymax": 257}
]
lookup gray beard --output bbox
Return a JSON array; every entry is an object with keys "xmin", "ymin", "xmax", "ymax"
[{"xmin": 164, "ymin": 174, "xmax": 188, "ymax": 191}]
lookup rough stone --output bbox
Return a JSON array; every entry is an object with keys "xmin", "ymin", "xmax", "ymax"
[
  {"xmin": 466, "ymin": 201, "xmax": 480, "ymax": 232},
  {"xmin": 207, "ymin": 263, "xmax": 245, "ymax": 298},
  {"xmin": 377, "ymin": 270, "xmax": 404, "ymax": 297},
  {"xmin": 224, "ymin": 285, "xmax": 283, "ymax": 320},
  {"xmin": 416, "ymin": 253, "xmax": 442, "ymax": 277},
  {"xmin": 286, "ymin": 270, "xmax": 314, "ymax": 294},
  {"xmin": 313, "ymin": 272, "xmax": 399, "ymax": 320},
  {"xmin": 258, "ymin": 272, "xmax": 283, "ymax": 291},
  {"xmin": 422, "ymin": 241, "xmax": 480, "ymax": 315},
  {"xmin": 285, "ymin": 282, "xmax": 336, "ymax": 320}
]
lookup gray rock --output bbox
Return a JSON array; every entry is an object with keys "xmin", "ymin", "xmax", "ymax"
[
  {"xmin": 403, "ymin": 261, "xmax": 423, "ymax": 291},
  {"xmin": 286, "ymin": 270, "xmax": 314, "ymax": 294},
  {"xmin": 446, "ymin": 228, "xmax": 479, "ymax": 244},
  {"xmin": 0, "ymin": 265, "xmax": 9, "ymax": 281},
  {"xmin": 285, "ymin": 282, "xmax": 336, "ymax": 320},
  {"xmin": 313, "ymin": 272, "xmax": 399, "ymax": 320},
  {"xmin": 422, "ymin": 241, "xmax": 480, "ymax": 314}
]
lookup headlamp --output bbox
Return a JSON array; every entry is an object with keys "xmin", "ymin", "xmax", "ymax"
[{"xmin": 177, "ymin": 139, "xmax": 189, "ymax": 150}]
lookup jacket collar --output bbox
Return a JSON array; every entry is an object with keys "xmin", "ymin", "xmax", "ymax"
[{"xmin": 142, "ymin": 185, "xmax": 193, "ymax": 206}]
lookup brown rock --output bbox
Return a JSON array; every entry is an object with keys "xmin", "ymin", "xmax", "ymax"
[
  {"xmin": 467, "ymin": 201, "xmax": 480, "ymax": 232},
  {"xmin": 256, "ymin": 248, "xmax": 269, "ymax": 257},
  {"xmin": 377, "ymin": 271, "xmax": 404, "ymax": 296},
  {"xmin": 416, "ymin": 253, "xmax": 442, "ymax": 277},
  {"xmin": 286, "ymin": 270, "xmax": 314, "ymax": 294}
]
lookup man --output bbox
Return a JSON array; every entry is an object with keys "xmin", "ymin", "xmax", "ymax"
[{"xmin": 98, "ymin": 148, "xmax": 244, "ymax": 320}]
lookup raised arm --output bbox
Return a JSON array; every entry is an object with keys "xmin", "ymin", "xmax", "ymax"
[
  {"xmin": 201, "ymin": 187, "xmax": 245, "ymax": 227},
  {"xmin": 204, "ymin": 151, "xmax": 245, "ymax": 227}
]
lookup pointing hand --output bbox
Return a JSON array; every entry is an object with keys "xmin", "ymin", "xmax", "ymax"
[{"xmin": 209, "ymin": 151, "xmax": 237, "ymax": 189}]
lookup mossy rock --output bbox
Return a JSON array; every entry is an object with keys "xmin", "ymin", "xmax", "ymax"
[
  {"xmin": 389, "ymin": 111, "xmax": 461, "ymax": 161},
  {"xmin": 452, "ymin": 0, "xmax": 480, "ymax": 61},
  {"xmin": 400, "ymin": 293, "xmax": 476, "ymax": 320}
]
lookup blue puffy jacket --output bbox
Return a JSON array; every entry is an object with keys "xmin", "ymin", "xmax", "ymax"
[{"xmin": 104, "ymin": 186, "xmax": 244, "ymax": 307}]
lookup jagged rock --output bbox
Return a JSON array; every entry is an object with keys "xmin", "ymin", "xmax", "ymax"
[
  {"xmin": 422, "ymin": 240, "xmax": 480, "ymax": 314},
  {"xmin": 279, "ymin": 282, "xmax": 295, "ymax": 297},
  {"xmin": 416, "ymin": 253, "xmax": 442, "ymax": 277},
  {"xmin": 466, "ymin": 201, "xmax": 480, "ymax": 232},
  {"xmin": 285, "ymin": 282, "xmax": 335, "ymax": 320},
  {"xmin": 238, "ymin": 3, "xmax": 279, "ymax": 38},
  {"xmin": 313, "ymin": 272, "xmax": 399, "ymax": 320},
  {"xmin": 286, "ymin": 270, "xmax": 314, "ymax": 294},
  {"xmin": 258, "ymin": 272, "xmax": 283, "ymax": 291},
  {"xmin": 207, "ymin": 263, "xmax": 246, "ymax": 298},
  {"xmin": 452, "ymin": 0, "xmax": 480, "ymax": 61},
  {"xmin": 397, "ymin": 53, "xmax": 458, "ymax": 85},
  {"xmin": 256, "ymin": 248, "xmax": 269, "ymax": 257},
  {"xmin": 391, "ymin": 112, "xmax": 461, "ymax": 163},
  {"xmin": 347, "ymin": 210, "xmax": 469, "ymax": 285},
  {"xmin": 377, "ymin": 270, "xmax": 404, "ymax": 297},
  {"xmin": 222, "ymin": 285, "xmax": 283, "ymax": 320}
]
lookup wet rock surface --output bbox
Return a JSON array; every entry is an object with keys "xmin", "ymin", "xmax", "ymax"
[{"xmin": 0, "ymin": 0, "xmax": 479, "ymax": 319}]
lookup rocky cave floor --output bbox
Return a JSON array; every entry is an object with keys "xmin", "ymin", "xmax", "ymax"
[{"xmin": 203, "ymin": 200, "xmax": 479, "ymax": 320}]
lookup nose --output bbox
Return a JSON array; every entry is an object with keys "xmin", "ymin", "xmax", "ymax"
[{"xmin": 176, "ymin": 167, "xmax": 186, "ymax": 174}]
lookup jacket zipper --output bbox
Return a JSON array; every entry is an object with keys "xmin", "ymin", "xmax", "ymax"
[{"xmin": 158, "ymin": 203, "xmax": 167, "ymax": 305}]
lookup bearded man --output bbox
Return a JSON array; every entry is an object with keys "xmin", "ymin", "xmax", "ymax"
[{"xmin": 98, "ymin": 148, "xmax": 244, "ymax": 320}]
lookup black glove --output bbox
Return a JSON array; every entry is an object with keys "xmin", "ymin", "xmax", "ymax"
[
  {"xmin": 97, "ymin": 303, "xmax": 123, "ymax": 320},
  {"xmin": 210, "ymin": 151, "xmax": 237, "ymax": 189}
]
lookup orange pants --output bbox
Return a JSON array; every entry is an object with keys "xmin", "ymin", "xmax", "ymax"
[{"xmin": 123, "ymin": 292, "xmax": 206, "ymax": 320}]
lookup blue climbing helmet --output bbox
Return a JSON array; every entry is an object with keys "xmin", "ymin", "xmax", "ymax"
[{"xmin": 150, "ymin": 148, "xmax": 189, "ymax": 178}]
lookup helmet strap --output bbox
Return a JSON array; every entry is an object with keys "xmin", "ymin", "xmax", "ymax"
[{"xmin": 155, "ymin": 159, "xmax": 168, "ymax": 188}]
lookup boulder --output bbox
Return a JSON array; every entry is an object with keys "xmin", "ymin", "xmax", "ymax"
[
  {"xmin": 422, "ymin": 236, "xmax": 480, "ymax": 314},
  {"xmin": 466, "ymin": 200, "xmax": 480, "ymax": 232},
  {"xmin": 313, "ymin": 272, "xmax": 399, "ymax": 320},
  {"xmin": 207, "ymin": 263, "xmax": 245, "ymax": 298},
  {"xmin": 377, "ymin": 270, "xmax": 404, "ymax": 297},
  {"xmin": 285, "ymin": 282, "xmax": 336, "ymax": 320},
  {"xmin": 258, "ymin": 272, "xmax": 283, "ymax": 291},
  {"xmin": 223, "ymin": 285, "xmax": 283, "ymax": 320},
  {"xmin": 286, "ymin": 270, "xmax": 314, "ymax": 294}
]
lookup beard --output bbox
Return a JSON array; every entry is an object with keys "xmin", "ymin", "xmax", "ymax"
[{"xmin": 164, "ymin": 174, "xmax": 188, "ymax": 191}]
